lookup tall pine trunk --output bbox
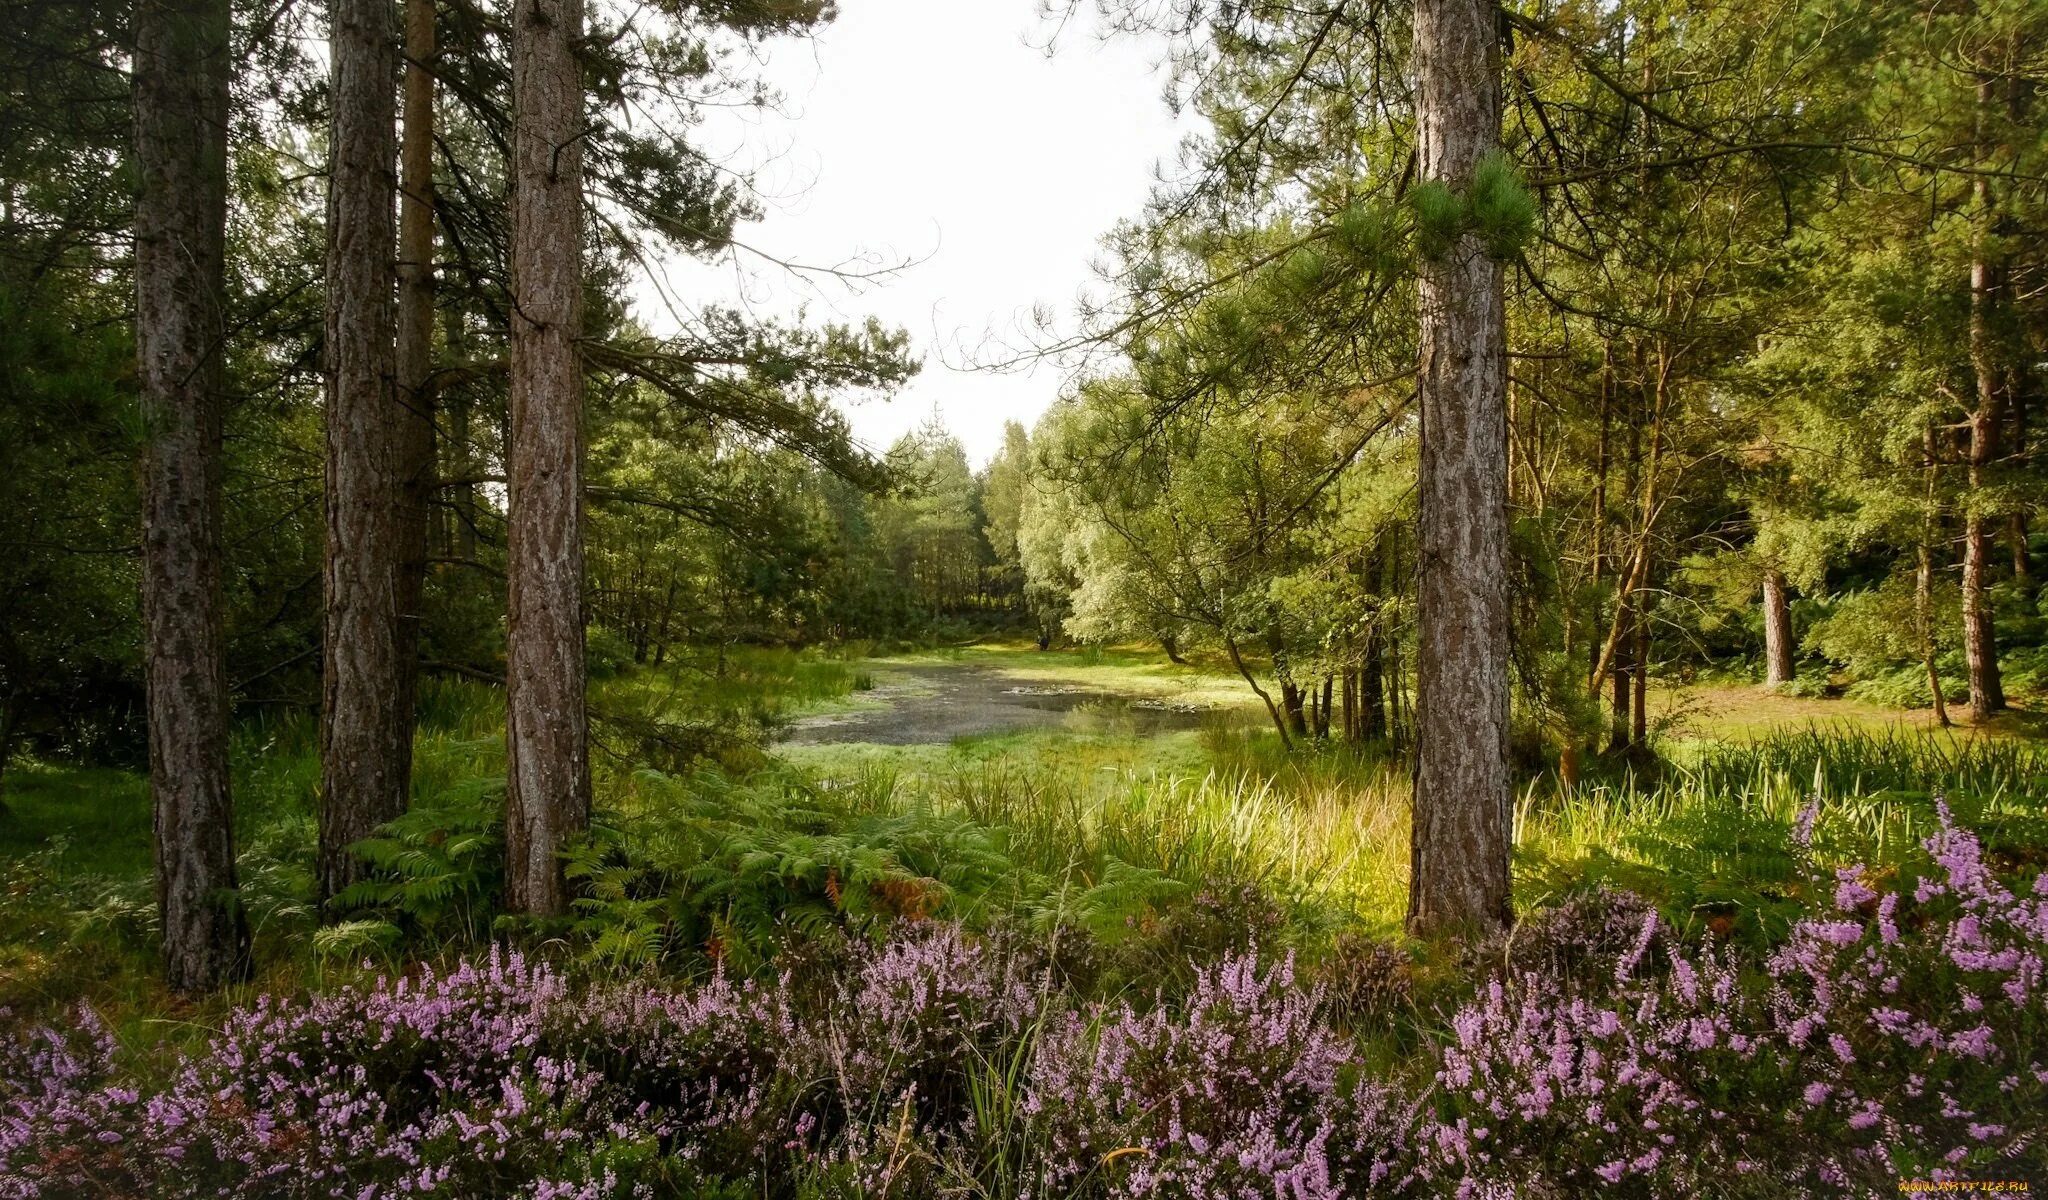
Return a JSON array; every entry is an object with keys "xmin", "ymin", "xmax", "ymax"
[
  {"xmin": 319, "ymin": 0, "xmax": 414, "ymax": 904},
  {"xmin": 134, "ymin": 0, "xmax": 249, "ymax": 991},
  {"xmin": 1761, "ymin": 568, "xmax": 1794, "ymax": 687},
  {"xmin": 505, "ymin": 0, "xmax": 590, "ymax": 916},
  {"xmin": 1407, "ymin": 0, "xmax": 1511, "ymax": 937}
]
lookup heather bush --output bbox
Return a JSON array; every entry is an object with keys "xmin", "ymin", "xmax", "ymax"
[
  {"xmin": 809, "ymin": 922, "xmax": 1039, "ymax": 1134},
  {"xmin": 1025, "ymin": 951, "xmax": 1426, "ymax": 1198},
  {"xmin": 1471, "ymin": 884, "xmax": 1663, "ymax": 984},
  {"xmin": 1756, "ymin": 804, "xmax": 2048, "ymax": 1187},
  {"xmin": 0, "ymin": 949, "xmax": 798, "ymax": 1197},
  {"xmin": 4, "ymin": 795, "xmax": 2046, "ymax": 1199},
  {"xmin": 0, "ymin": 1007, "xmax": 159, "ymax": 1200},
  {"xmin": 1317, "ymin": 928, "xmax": 1416, "ymax": 1022},
  {"xmin": 1432, "ymin": 802, "xmax": 2048, "ymax": 1195},
  {"xmin": 1433, "ymin": 929, "xmax": 1785, "ymax": 1195}
]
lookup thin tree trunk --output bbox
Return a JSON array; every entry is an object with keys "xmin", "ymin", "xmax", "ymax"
[
  {"xmin": 1587, "ymin": 351, "xmax": 1666, "ymax": 704},
  {"xmin": 1362, "ymin": 626, "xmax": 1387, "ymax": 740},
  {"xmin": 505, "ymin": 0, "xmax": 590, "ymax": 916},
  {"xmin": 1608, "ymin": 599, "xmax": 1633, "ymax": 752},
  {"xmin": 2008, "ymin": 513, "xmax": 2031, "ymax": 592},
  {"xmin": 1919, "ymin": 541, "xmax": 1951, "ymax": 728},
  {"xmin": 1408, "ymin": 0, "xmax": 1510, "ymax": 937},
  {"xmin": 444, "ymin": 308, "xmax": 478, "ymax": 559},
  {"xmin": 319, "ymin": 0, "xmax": 413, "ymax": 904},
  {"xmin": 1317, "ymin": 675, "xmax": 1334, "ymax": 740},
  {"xmin": 1965, "ymin": 99, "xmax": 2006, "ymax": 721},
  {"xmin": 394, "ymin": 0, "xmax": 437, "ymax": 643},
  {"xmin": 1279, "ymin": 679, "xmax": 1308, "ymax": 738},
  {"xmin": 1587, "ymin": 342, "xmax": 1611, "ymax": 684},
  {"xmin": 1224, "ymin": 633, "xmax": 1293, "ymax": 749},
  {"xmin": 134, "ymin": 0, "xmax": 249, "ymax": 991},
  {"xmin": 1761, "ymin": 568, "xmax": 1794, "ymax": 687},
  {"xmin": 1921, "ymin": 425, "xmax": 1951, "ymax": 727},
  {"xmin": 1632, "ymin": 599, "xmax": 1649, "ymax": 746}
]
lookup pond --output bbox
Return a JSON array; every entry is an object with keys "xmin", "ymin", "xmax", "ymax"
[{"xmin": 776, "ymin": 662, "xmax": 1226, "ymax": 746}]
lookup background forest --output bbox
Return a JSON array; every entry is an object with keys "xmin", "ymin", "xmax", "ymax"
[{"xmin": 7, "ymin": 0, "xmax": 2048, "ymax": 1195}]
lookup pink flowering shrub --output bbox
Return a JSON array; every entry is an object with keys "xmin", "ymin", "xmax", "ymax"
[
  {"xmin": 1431, "ymin": 802, "xmax": 2048, "ymax": 1195},
  {"xmin": 1, "ymin": 801, "xmax": 2044, "ymax": 1198},
  {"xmin": 0, "ymin": 948, "xmax": 796, "ymax": 1198},
  {"xmin": 0, "ymin": 1007, "xmax": 161, "ymax": 1200},
  {"xmin": 1757, "ymin": 803, "xmax": 2048, "ymax": 1186},
  {"xmin": 809, "ymin": 922, "xmax": 1038, "ymax": 1130},
  {"xmin": 1433, "ymin": 927, "xmax": 1788, "ymax": 1195},
  {"xmin": 1026, "ymin": 952, "xmax": 1427, "ymax": 1197}
]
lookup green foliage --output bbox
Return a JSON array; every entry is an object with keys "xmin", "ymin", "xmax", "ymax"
[
  {"xmin": 1405, "ymin": 179, "xmax": 1465, "ymax": 257},
  {"xmin": 1328, "ymin": 199, "xmax": 1401, "ymax": 272},
  {"xmin": 1465, "ymin": 151, "xmax": 1538, "ymax": 259},
  {"xmin": 329, "ymin": 779, "xmax": 506, "ymax": 947},
  {"xmin": 1523, "ymin": 728, "xmax": 2048, "ymax": 947}
]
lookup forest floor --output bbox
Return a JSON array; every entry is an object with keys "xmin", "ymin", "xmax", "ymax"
[{"xmin": 3, "ymin": 641, "xmax": 2043, "ymax": 1016}]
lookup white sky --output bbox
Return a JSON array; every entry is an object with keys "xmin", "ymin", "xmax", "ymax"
[{"xmin": 642, "ymin": 2, "xmax": 1190, "ymax": 466}]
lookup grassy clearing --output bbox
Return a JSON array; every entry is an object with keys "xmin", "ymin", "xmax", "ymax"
[{"xmin": 1650, "ymin": 680, "xmax": 2048, "ymax": 742}]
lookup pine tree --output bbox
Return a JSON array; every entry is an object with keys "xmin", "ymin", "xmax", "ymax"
[
  {"xmin": 133, "ymin": 0, "xmax": 249, "ymax": 990},
  {"xmin": 504, "ymin": 0, "xmax": 591, "ymax": 916}
]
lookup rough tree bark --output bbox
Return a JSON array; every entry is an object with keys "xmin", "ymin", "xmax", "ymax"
[
  {"xmin": 318, "ymin": 0, "xmax": 417, "ymax": 904},
  {"xmin": 134, "ymin": 0, "xmax": 250, "ymax": 991},
  {"xmin": 505, "ymin": 0, "xmax": 591, "ymax": 916},
  {"xmin": 1761, "ymin": 569, "xmax": 1794, "ymax": 687},
  {"xmin": 1407, "ymin": 0, "xmax": 1512, "ymax": 937}
]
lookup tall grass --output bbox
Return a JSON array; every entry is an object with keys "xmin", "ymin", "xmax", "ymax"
[
  {"xmin": 831, "ymin": 734, "xmax": 1414, "ymax": 932},
  {"xmin": 817, "ymin": 724, "xmax": 2048, "ymax": 944}
]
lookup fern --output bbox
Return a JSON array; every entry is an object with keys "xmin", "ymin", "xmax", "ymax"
[
  {"xmin": 1030, "ymin": 860, "xmax": 1191, "ymax": 942},
  {"xmin": 330, "ymin": 778, "xmax": 505, "ymax": 947},
  {"xmin": 311, "ymin": 918, "xmax": 403, "ymax": 963}
]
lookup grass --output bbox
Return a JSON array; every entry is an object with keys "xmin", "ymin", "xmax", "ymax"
[{"xmin": 1649, "ymin": 679, "xmax": 2048, "ymax": 742}]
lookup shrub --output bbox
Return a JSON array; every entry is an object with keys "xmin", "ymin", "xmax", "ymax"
[
  {"xmin": 810, "ymin": 922, "xmax": 1038, "ymax": 1133},
  {"xmin": 1026, "ymin": 951, "xmax": 1426, "ymax": 1197},
  {"xmin": 1437, "ymin": 802, "xmax": 2048, "ymax": 1194},
  {"xmin": 1318, "ymin": 929, "xmax": 1416, "ymax": 1023},
  {"xmin": 1755, "ymin": 805, "xmax": 2048, "ymax": 1186},
  {"xmin": 3, "ymin": 798, "xmax": 2045, "ymax": 1198}
]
